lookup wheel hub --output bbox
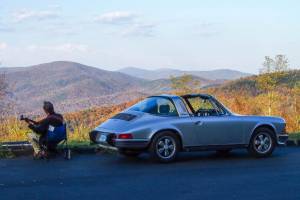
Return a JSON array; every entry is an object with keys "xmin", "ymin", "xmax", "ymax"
[
  {"xmin": 254, "ymin": 132, "xmax": 272, "ymax": 154},
  {"xmin": 156, "ymin": 136, "xmax": 176, "ymax": 159}
]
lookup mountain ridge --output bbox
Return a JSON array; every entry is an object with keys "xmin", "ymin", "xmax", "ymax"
[
  {"xmin": 2, "ymin": 61, "xmax": 248, "ymax": 113},
  {"xmin": 118, "ymin": 66, "xmax": 252, "ymax": 80}
]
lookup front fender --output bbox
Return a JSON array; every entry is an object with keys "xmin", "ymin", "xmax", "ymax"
[{"xmin": 247, "ymin": 122, "xmax": 278, "ymax": 144}]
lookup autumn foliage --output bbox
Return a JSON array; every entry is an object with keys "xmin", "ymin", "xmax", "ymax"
[{"xmin": 0, "ymin": 55, "xmax": 299, "ymax": 142}]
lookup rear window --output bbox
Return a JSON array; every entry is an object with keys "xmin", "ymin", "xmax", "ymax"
[{"xmin": 128, "ymin": 97, "xmax": 178, "ymax": 116}]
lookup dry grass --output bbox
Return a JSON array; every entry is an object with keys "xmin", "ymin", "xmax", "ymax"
[{"xmin": 0, "ymin": 101, "xmax": 138, "ymax": 142}]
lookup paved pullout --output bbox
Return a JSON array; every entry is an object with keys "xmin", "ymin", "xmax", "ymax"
[{"xmin": 0, "ymin": 147, "xmax": 300, "ymax": 200}]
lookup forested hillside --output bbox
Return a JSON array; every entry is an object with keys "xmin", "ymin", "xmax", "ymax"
[
  {"xmin": 0, "ymin": 56, "xmax": 299, "ymax": 142},
  {"xmin": 1, "ymin": 61, "xmax": 225, "ymax": 113},
  {"xmin": 217, "ymin": 70, "xmax": 300, "ymax": 96}
]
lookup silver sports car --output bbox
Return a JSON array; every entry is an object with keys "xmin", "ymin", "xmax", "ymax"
[{"xmin": 90, "ymin": 94, "xmax": 288, "ymax": 162}]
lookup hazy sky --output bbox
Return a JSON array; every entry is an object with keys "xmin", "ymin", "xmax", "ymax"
[{"xmin": 0, "ymin": 0, "xmax": 299, "ymax": 73}]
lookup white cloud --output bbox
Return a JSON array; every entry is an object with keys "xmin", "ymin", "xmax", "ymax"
[
  {"xmin": 121, "ymin": 23, "xmax": 155, "ymax": 37},
  {"xmin": 12, "ymin": 9, "xmax": 59, "ymax": 22},
  {"xmin": 0, "ymin": 42, "xmax": 7, "ymax": 50},
  {"xmin": 94, "ymin": 11, "xmax": 137, "ymax": 24},
  {"xmin": 27, "ymin": 43, "xmax": 88, "ymax": 53},
  {"xmin": 94, "ymin": 11, "xmax": 156, "ymax": 37}
]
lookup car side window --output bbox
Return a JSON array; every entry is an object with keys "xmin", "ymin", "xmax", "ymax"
[
  {"xmin": 156, "ymin": 98, "xmax": 178, "ymax": 116},
  {"xmin": 185, "ymin": 97, "xmax": 219, "ymax": 117},
  {"xmin": 129, "ymin": 97, "xmax": 178, "ymax": 116}
]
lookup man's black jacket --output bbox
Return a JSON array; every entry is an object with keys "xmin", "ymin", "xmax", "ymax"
[{"xmin": 28, "ymin": 113, "xmax": 64, "ymax": 136}]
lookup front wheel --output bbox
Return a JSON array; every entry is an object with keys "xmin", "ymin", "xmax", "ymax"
[
  {"xmin": 248, "ymin": 127, "xmax": 276, "ymax": 158},
  {"xmin": 149, "ymin": 132, "xmax": 180, "ymax": 163}
]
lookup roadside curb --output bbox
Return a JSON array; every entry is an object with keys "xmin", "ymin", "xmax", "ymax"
[
  {"xmin": 286, "ymin": 140, "xmax": 299, "ymax": 147},
  {"xmin": 1, "ymin": 139, "xmax": 299, "ymax": 157},
  {"xmin": 0, "ymin": 141, "xmax": 110, "ymax": 157}
]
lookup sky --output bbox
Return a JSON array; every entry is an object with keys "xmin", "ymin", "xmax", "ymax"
[{"xmin": 0, "ymin": 0, "xmax": 299, "ymax": 73}]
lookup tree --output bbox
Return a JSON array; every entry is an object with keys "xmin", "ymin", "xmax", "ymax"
[
  {"xmin": 170, "ymin": 74, "xmax": 201, "ymax": 95},
  {"xmin": 0, "ymin": 73, "xmax": 9, "ymax": 121},
  {"xmin": 292, "ymin": 81, "xmax": 300, "ymax": 131},
  {"xmin": 257, "ymin": 55, "xmax": 289, "ymax": 115},
  {"xmin": 260, "ymin": 55, "xmax": 288, "ymax": 74},
  {"xmin": 274, "ymin": 55, "xmax": 289, "ymax": 72},
  {"xmin": 260, "ymin": 56, "xmax": 274, "ymax": 74}
]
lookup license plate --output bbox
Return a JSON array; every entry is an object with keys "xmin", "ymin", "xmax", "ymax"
[{"xmin": 99, "ymin": 134, "xmax": 107, "ymax": 142}]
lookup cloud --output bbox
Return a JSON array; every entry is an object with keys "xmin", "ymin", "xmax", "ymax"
[
  {"xmin": 94, "ymin": 11, "xmax": 156, "ymax": 37},
  {"xmin": 27, "ymin": 43, "xmax": 88, "ymax": 53},
  {"xmin": 94, "ymin": 11, "xmax": 137, "ymax": 24},
  {"xmin": 121, "ymin": 23, "xmax": 155, "ymax": 37},
  {"xmin": 0, "ymin": 42, "xmax": 7, "ymax": 50},
  {"xmin": 12, "ymin": 9, "xmax": 59, "ymax": 22}
]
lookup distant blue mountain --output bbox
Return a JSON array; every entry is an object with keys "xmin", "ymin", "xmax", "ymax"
[{"xmin": 118, "ymin": 67, "xmax": 252, "ymax": 80}]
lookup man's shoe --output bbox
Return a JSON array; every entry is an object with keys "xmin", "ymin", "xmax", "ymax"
[{"xmin": 33, "ymin": 151, "xmax": 47, "ymax": 160}]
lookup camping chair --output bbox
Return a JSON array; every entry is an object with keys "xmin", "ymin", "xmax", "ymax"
[{"xmin": 40, "ymin": 124, "xmax": 71, "ymax": 160}]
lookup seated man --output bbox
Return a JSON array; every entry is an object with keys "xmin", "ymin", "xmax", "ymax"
[{"xmin": 24, "ymin": 101, "xmax": 64, "ymax": 159}]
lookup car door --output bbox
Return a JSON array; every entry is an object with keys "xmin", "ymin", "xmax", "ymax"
[
  {"xmin": 171, "ymin": 97, "xmax": 203, "ymax": 147},
  {"xmin": 186, "ymin": 96, "xmax": 245, "ymax": 146},
  {"xmin": 192, "ymin": 115, "xmax": 245, "ymax": 146}
]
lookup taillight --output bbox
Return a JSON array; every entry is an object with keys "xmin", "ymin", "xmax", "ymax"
[{"xmin": 118, "ymin": 133, "xmax": 133, "ymax": 139}]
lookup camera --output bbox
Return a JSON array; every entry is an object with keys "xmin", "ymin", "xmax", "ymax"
[{"xmin": 19, "ymin": 115, "xmax": 26, "ymax": 121}]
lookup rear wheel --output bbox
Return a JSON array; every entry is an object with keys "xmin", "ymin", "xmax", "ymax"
[
  {"xmin": 248, "ymin": 127, "xmax": 276, "ymax": 158},
  {"xmin": 149, "ymin": 131, "xmax": 180, "ymax": 163}
]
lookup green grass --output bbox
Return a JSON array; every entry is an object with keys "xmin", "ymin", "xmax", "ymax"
[
  {"xmin": 57, "ymin": 140, "xmax": 96, "ymax": 149},
  {"xmin": 0, "ymin": 146, "xmax": 15, "ymax": 158},
  {"xmin": 57, "ymin": 140, "xmax": 117, "ymax": 154},
  {"xmin": 288, "ymin": 132, "xmax": 300, "ymax": 140}
]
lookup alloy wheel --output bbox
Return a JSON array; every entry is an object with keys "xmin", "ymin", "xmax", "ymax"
[
  {"xmin": 156, "ymin": 136, "xmax": 176, "ymax": 159},
  {"xmin": 253, "ymin": 132, "xmax": 272, "ymax": 154}
]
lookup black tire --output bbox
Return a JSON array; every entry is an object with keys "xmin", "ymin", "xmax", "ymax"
[
  {"xmin": 149, "ymin": 131, "xmax": 180, "ymax": 163},
  {"xmin": 248, "ymin": 127, "xmax": 276, "ymax": 158},
  {"xmin": 118, "ymin": 149, "xmax": 141, "ymax": 157}
]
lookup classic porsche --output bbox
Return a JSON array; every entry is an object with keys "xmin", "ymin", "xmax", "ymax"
[{"xmin": 90, "ymin": 94, "xmax": 288, "ymax": 162}]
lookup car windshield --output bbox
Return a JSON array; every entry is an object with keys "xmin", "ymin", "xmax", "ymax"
[{"xmin": 128, "ymin": 97, "xmax": 178, "ymax": 116}]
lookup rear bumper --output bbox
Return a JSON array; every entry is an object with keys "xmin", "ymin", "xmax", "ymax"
[
  {"xmin": 89, "ymin": 130, "xmax": 149, "ymax": 150},
  {"xmin": 277, "ymin": 134, "xmax": 289, "ymax": 145},
  {"xmin": 114, "ymin": 139, "xmax": 149, "ymax": 149}
]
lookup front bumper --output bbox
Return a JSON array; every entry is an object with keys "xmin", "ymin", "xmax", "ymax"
[
  {"xmin": 89, "ymin": 130, "xmax": 149, "ymax": 149},
  {"xmin": 277, "ymin": 134, "xmax": 289, "ymax": 145}
]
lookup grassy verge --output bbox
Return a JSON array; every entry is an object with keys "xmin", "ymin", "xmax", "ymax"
[
  {"xmin": 0, "ymin": 146, "xmax": 15, "ymax": 158},
  {"xmin": 288, "ymin": 132, "xmax": 300, "ymax": 140},
  {"xmin": 58, "ymin": 140, "xmax": 95, "ymax": 149}
]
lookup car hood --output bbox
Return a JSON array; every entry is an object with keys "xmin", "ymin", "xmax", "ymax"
[
  {"xmin": 233, "ymin": 113, "xmax": 285, "ymax": 123},
  {"xmin": 95, "ymin": 110, "xmax": 146, "ymax": 133}
]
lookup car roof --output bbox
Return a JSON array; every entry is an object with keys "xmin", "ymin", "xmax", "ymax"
[
  {"xmin": 150, "ymin": 93, "xmax": 213, "ymax": 99},
  {"xmin": 181, "ymin": 93, "xmax": 213, "ymax": 99}
]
